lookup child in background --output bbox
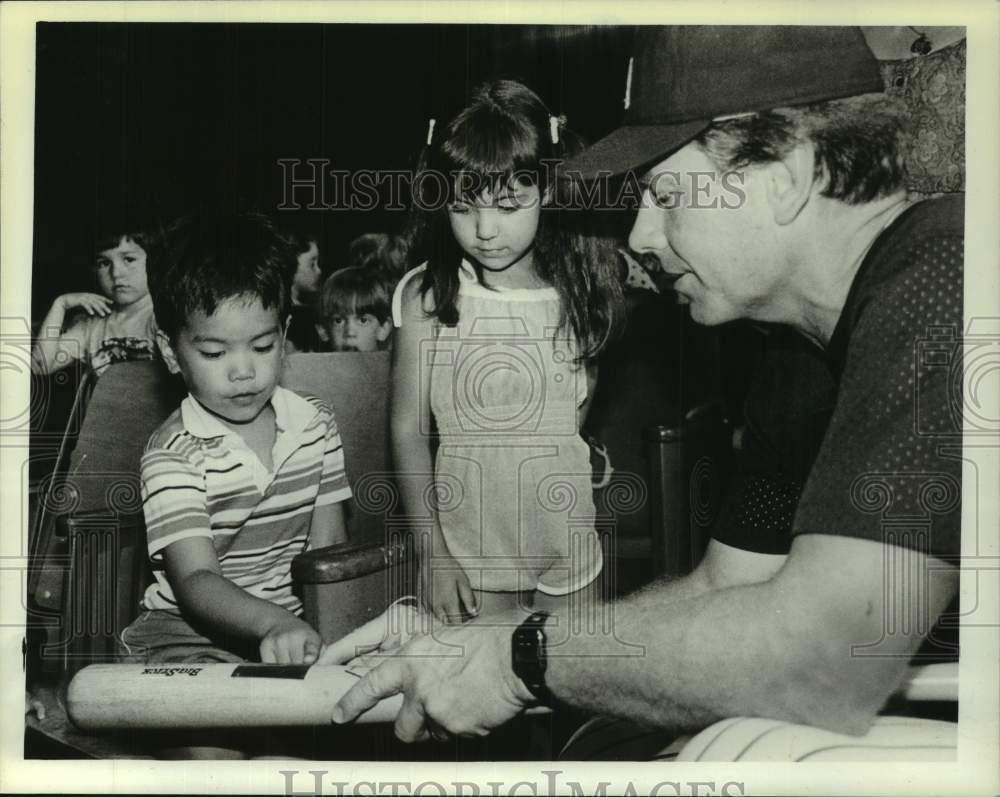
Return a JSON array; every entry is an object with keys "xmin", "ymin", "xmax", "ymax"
[
  {"xmin": 284, "ymin": 229, "xmax": 323, "ymax": 352},
  {"xmin": 31, "ymin": 227, "xmax": 158, "ymax": 376},
  {"xmin": 120, "ymin": 213, "xmax": 351, "ymax": 757},
  {"xmin": 316, "ymin": 266, "xmax": 394, "ymax": 352},
  {"xmin": 393, "ymin": 80, "xmax": 624, "ymax": 623},
  {"xmin": 348, "ymin": 232, "xmax": 411, "ymax": 282}
]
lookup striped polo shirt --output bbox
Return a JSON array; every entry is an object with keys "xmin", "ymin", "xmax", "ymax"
[{"xmin": 139, "ymin": 386, "xmax": 352, "ymax": 614}]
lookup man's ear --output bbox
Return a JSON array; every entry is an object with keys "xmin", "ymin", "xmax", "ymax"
[
  {"xmin": 765, "ymin": 143, "xmax": 817, "ymax": 226},
  {"xmin": 156, "ymin": 330, "xmax": 181, "ymax": 375},
  {"xmin": 375, "ymin": 319, "xmax": 392, "ymax": 344}
]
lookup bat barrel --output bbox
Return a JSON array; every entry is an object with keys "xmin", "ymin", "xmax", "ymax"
[{"xmin": 66, "ymin": 663, "xmax": 400, "ymax": 729}]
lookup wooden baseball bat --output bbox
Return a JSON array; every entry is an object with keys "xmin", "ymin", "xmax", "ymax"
[{"xmin": 66, "ymin": 663, "xmax": 402, "ymax": 729}]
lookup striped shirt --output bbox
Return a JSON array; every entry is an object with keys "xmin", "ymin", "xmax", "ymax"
[{"xmin": 139, "ymin": 386, "xmax": 352, "ymax": 614}]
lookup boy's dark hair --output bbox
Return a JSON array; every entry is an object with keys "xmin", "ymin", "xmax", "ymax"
[
  {"xmin": 348, "ymin": 233, "xmax": 410, "ymax": 281},
  {"xmin": 317, "ymin": 266, "xmax": 392, "ymax": 325},
  {"xmin": 93, "ymin": 228, "xmax": 153, "ymax": 257},
  {"xmin": 150, "ymin": 212, "xmax": 294, "ymax": 342}
]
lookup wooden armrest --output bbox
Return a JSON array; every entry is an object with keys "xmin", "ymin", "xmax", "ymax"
[
  {"xmin": 291, "ymin": 538, "xmax": 416, "ymax": 644},
  {"xmin": 291, "ymin": 539, "xmax": 411, "ymax": 585}
]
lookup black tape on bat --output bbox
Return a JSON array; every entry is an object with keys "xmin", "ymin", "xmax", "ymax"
[{"xmin": 230, "ymin": 664, "xmax": 311, "ymax": 679}]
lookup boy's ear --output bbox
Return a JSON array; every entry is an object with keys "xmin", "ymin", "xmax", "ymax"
[
  {"xmin": 315, "ymin": 323, "xmax": 330, "ymax": 344},
  {"xmin": 156, "ymin": 330, "xmax": 182, "ymax": 375},
  {"xmin": 541, "ymin": 186, "xmax": 553, "ymax": 207},
  {"xmin": 375, "ymin": 319, "xmax": 392, "ymax": 344}
]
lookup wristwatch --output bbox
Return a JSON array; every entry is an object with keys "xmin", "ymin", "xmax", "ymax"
[{"xmin": 511, "ymin": 610, "xmax": 552, "ymax": 706}]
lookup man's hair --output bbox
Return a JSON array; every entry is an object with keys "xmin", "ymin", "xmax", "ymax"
[
  {"xmin": 696, "ymin": 94, "xmax": 907, "ymax": 205},
  {"xmin": 317, "ymin": 266, "xmax": 392, "ymax": 325},
  {"xmin": 150, "ymin": 212, "xmax": 293, "ymax": 341}
]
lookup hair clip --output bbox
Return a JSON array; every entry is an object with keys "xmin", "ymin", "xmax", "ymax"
[
  {"xmin": 425, "ymin": 118, "xmax": 436, "ymax": 147},
  {"xmin": 549, "ymin": 115, "xmax": 560, "ymax": 145},
  {"xmin": 623, "ymin": 56, "xmax": 634, "ymax": 110}
]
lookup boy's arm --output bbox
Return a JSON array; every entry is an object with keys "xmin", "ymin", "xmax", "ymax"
[
  {"xmin": 162, "ymin": 536, "xmax": 322, "ymax": 664},
  {"xmin": 30, "ymin": 293, "xmax": 109, "ymax": 375},
  {"xmin": 308, "ymin": 501, "xmax": 347, "ymax": 550}
]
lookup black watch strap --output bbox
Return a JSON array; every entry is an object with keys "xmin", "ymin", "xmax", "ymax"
[{"xmin": 511, "ymin": 610, "xmax": 552, "ymax": 706}]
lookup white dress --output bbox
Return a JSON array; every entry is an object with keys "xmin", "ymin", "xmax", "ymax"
[{"xmin": 394, "ymin": 262, "xmax": 603, "ymax": 594}]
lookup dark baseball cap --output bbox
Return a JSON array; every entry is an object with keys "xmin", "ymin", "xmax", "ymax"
[{"xmin": 564, "ymin": 26, "xmax": 884, "ymax": 178}]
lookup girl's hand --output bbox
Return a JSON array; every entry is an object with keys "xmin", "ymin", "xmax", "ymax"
[
  {"xmin": 59, "ymin": 292, "xmax": 113, "ymax": 316},
  {"xmin": 427, "ymin": 558, "xmax": 478, "ymax": 624},
  {"xmin": 259, "ymin": 616, "xmax": 322, "ymax": 665}
]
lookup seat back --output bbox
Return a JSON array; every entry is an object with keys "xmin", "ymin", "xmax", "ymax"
[
  {"xmin": 280, "ymin": 351, "xmax": 391, "ymax": 545},
  {"xmin": 35, "ymin": 361, "xmax": 182, "ymax": 673},
  {"xmin": 644, "ymin": 404, "xmax": 732, "ymax": 579}
]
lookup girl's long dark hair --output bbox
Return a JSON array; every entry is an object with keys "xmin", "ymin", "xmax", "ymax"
[{"xmin": 408, "ymin": 80, "xmax": 623, "ymax": 361}]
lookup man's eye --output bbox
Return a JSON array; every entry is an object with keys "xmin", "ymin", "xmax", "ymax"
[
  {"xmin": 654, "ymin": 189, "xmax": 684, "ymax": 209},
  {"xmin": 199, "ymin": 350, "xmax": 224, "ymax": 360}
]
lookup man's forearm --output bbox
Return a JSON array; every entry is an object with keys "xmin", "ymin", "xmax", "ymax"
[{"xmin": 543, "ymin": 576, "xmax": 893, "ymax": 736}]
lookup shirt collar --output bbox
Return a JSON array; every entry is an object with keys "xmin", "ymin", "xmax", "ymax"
[{"xmin": 179, "ymin": 385, "xmax": 319, "ymax": 440}]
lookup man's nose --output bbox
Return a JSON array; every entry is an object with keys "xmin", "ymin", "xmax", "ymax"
[
  {"xmin": 476, "ymin": 209, "xmax": 499, "ymax": 240},
  {"xmin": 628, "ymin": 198, "xmax": 669, "ymax": 254}
]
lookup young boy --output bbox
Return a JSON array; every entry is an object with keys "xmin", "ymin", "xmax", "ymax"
[
  {"xmin": 315, "ymin": 266, "xmax": 393, "ymax": 352},
  {"xmin": 31, "ymin": 228, "xmax": 158, "ymax": 376},
  {"xmin": 121, "ymin": 212, "xmax": 351, "ymax": 679}
]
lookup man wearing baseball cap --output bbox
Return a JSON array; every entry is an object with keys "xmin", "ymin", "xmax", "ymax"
[{"xmin": 332, "ymin": 27, "xmax": 963, "ymax": 758}]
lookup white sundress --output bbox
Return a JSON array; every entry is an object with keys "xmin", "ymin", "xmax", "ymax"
[{"xmin": 393, "ymin": 262, "xmax": 603, "ymax": 595}]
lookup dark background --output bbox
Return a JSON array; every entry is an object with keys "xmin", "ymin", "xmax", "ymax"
[{"xmin": 32, "ymin": 23, "xmax": 634, "ymax": 319}]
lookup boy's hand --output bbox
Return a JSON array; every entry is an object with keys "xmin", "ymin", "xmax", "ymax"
[
  {"xmin": 259, "ymin": 616, "xmax": 322, "ymax": 664},
  {"xmin": 60, "ymin": 292, "xmax": 112, "ymax": 316},
  {"xmin": 427, "ymin": 557, "xmax": 478, "ymax": 624}
]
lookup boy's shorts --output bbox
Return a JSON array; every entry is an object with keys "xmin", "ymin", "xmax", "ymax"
[{"xmin": 119, "ymin": 609, "xmax": 254, "ymax": 664}]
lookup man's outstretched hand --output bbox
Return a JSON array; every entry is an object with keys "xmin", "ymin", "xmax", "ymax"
[{"xmin": 331, "ymin": 612, "xmax": 536, "ymax": 742}]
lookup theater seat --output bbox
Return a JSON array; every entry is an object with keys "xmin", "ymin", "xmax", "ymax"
[{"xmin": 27, "ymin": 354, "xmax": 408, "ymax": 681}]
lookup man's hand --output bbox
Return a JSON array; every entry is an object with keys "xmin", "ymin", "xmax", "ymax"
[
  {"xmin": 259, "ymin": 615, "xmax": 322, "ymax": 664},
  {"xmin": 427, "ymin": 557, "xmax": 478, "ymax": 624},
  {"xmin": 317, "ymin": 600, "xmax": 430, "ymax": 665},
  {"xmin": 332, "ymin": 615, "xmax": 535, "ymax": 741}
]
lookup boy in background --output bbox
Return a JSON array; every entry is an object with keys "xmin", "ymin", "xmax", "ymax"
[
  {"xmin": 315, "ymin": 266, "xmax": 393, "ymax": 352},
  {"xmin": 31, "ymin": 226, "xmax": 158, "ymax": 376}
]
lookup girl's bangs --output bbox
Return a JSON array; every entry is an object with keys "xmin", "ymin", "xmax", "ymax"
[{"xmin": 442, "ymin": 118, "xmax": 541, "ymax": 202}]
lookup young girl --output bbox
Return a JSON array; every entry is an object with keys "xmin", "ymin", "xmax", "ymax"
[
  {"xmin": 31, "ymin": 226, "xmax": 158, "ymax": 376},
  {"xmin": 393, "ymin": 80, "xmax": 624, "ymax": 622}
]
